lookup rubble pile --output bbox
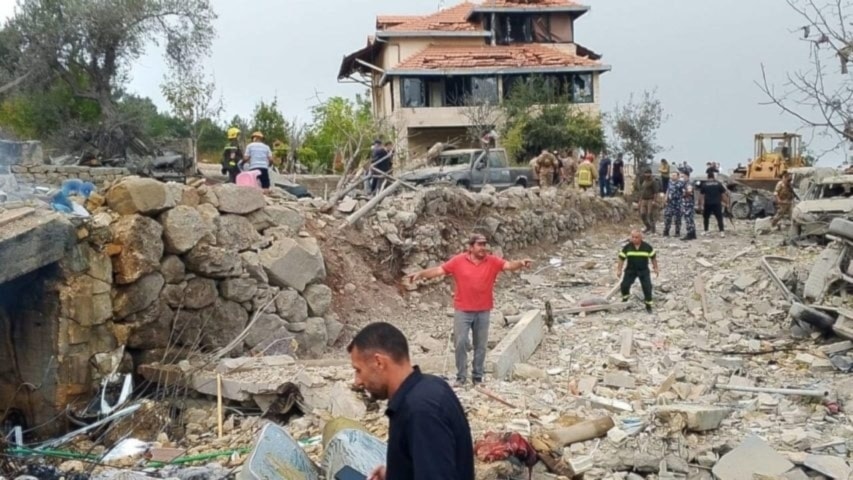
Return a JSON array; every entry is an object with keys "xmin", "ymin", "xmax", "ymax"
[{"xmin": 353, "ymin": 185, "xmax": 629, "ymax": 275}]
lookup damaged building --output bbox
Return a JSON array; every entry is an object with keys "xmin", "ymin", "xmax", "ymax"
[{"xmin": 338, "ymin": 0, "xmax": 611, "ymax": 156}]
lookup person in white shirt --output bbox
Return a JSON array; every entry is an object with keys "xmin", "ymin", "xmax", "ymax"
[{"xmin": 242, "ymin": 131, "xmax": 273, "ymax": 192}]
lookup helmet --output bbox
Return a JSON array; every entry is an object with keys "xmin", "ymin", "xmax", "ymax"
[
  {"xmin": 227, "ymin": 127, "xmax": 240, "ymax": 140},
  {"xmin": 251, "ymin": 131, "xmax": 264, "ymax": 139}
]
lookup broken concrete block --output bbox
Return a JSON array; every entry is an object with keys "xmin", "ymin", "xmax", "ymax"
[
  {"xmin": 619, "ymin": 328, "xmax": 634, "ymax": 357},
  {"xmin": 603, "ymin": 372, "xmax": 635, "ymax": 389},
  {"xmin": 586, "ymin": 394, "xmax": 632, "ymax": 412},
  {"xmin": 578, "ymin": 376, "xmax": 598, "ymax": 395},
  {"xmin": 804, "ymin": 454, "xmax": 852, "ymax": 480},
  {"xmin": 795, "ymin": 353, "xmax": 818, "ymax": 367},
  {"xmin": 606, "ymin": 427, "xmax": 628, "ymax": 444},
  {"xmin": 486, "ymin": 310, "xmax": 545, "ymax": 380},
  {"xmin": 607, "ymin": 353, "xmax": 637, "ymax": 369},
  {"xmin": 653, "ymin": 404, "xmax": 732, "ymax": 432},
  {"xmin": 810, "ymin": 358, "xmax": 835, "ymax": 372},
  {"xmin": 712, "ymin": 435, "xmax": 794, "ymax": 480},
  {"xmin": 754, "ymin": 217, "xmax": 773, "ymax": 234},
  {"xmin": 819, "ymin": 340, "xmax": 853, "ymax": 355}
]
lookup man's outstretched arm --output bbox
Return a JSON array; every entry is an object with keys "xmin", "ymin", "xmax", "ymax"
[
  {"xmin": 503, "ymin": 259, "xmax": 532, "ymax": 272},
  {"xmin": 407, "ymin": 266, "xmax": 448, "ymax": 283}
]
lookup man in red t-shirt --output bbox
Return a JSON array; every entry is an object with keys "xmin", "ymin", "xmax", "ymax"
[{"xmin": 407, "ymin": 234, "xmax": 532, "ymax": 386}]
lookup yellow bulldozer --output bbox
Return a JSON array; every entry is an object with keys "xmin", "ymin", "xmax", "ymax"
[{"xmin": 732, "ymin": 133, "xmax": 807, "ymax": 191}]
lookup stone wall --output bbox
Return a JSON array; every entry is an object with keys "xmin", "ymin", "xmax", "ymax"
[
  {"xmin": 360, "ymin": 185, "xmax": 629, "ymax": 274},
  {"xmin": 11, "ymin": 165, "xmax": 130, "ymax": 188}
]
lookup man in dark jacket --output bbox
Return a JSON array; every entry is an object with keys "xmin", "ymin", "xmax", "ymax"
[
  {"xmin": 349, "ymin": 322, "xmax": 475, "ymax": 480},
  {"xmin": 699, "ymin": 172, "xmax": 729, "ymax": 237}
]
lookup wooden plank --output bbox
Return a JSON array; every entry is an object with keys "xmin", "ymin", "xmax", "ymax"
[
  {"xmin": 0, "ymin": 207, "xmax": 34, "ymax": 228},
  {"xmin": 553, "ymin": 302, "xmax": 631, "ymax": 315},
  {"xmin": 486, "ymin": 310, "xmax": 545, "ymax": 380}
]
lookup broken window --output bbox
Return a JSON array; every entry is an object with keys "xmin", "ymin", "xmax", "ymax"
[
  {"xmin": 495, "ymin": 14, "xmax": 533, "ymax": 45},
  {"xmin": 471, "ymin": 77, "xmax": 499, "ymax": 105},
  {"xmin": 445, "ymin": 76, "xmax": 499, "ymax": 106},
  {"xmin": 401, "ymin": 77, "xmax": 428, "ymax": 108},
  {"xmin": 571, "ymin": 73, "xmax": 594, "ymax": 103}
]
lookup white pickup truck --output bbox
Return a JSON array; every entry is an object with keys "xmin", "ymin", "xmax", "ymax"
[{"xmin": 400, "ymin": 148, "xmax": 532, "ymax": 191}]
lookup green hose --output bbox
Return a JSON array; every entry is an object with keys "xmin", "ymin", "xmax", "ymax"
[
  {"xmin": 146, "ymin": 447, "xmax": 252, "ymax": 467},
  {"xmin": 8, "ymin": 445, "xmax": 252, "ymax": 467}
]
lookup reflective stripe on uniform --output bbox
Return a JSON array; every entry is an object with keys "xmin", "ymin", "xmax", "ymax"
[
  {"xmin": 618, "ymin": 252, "xmax": 627, "ymax": 259},
  {"xmin": 625, "ymin": 251, "xmax": 655, "ymax": 258}
]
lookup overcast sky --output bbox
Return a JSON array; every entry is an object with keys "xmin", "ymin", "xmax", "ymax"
[{"xmin": 1, "ymin": 0, "xmax": 844, "ymax": 168}]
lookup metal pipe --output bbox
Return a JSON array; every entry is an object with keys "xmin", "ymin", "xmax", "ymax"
[
  {"xmin": 761, "ymin": 255, "xmax": 800, "ymax": 303},
  {"xmin": 715, "ymin": 384, "xmax": 828, "ymax": 398}
]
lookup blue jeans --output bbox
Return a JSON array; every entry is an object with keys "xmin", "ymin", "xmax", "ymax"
[
  {"xmin": 454, "ymin": 310, "xmax": 490, "ymax": 382},
  {"xmin": 599, "ymin": 177, "xmax": 611, "ymax": 197}
]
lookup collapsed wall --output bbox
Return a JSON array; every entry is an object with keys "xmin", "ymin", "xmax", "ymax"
[{"xmin": 356, "ymin": 185, "xmax": 629, "ymax": 277}]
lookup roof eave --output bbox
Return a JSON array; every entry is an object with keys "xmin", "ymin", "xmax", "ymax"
[
  {"xmin": 377, "ymin": 30, "xmax": 491, "ymax": 38},
  {"xmin": 471, "ymin": 5, "xmax": 589, "ymax": 14},
  {"xmin": 388, "ymin": 64, "xmax": 611, "ymax": 76},
  {"xmin": 338, "ymin": 42, "xmax": 384, "ymax": 80}
]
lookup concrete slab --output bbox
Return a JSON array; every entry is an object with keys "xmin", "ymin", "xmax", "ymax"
[
  {"xmin": 654, "ymin": 404, "xmax": 732, "ymax": 432},
  {"xmin": 603, "ymin": 372, "xmax": 635, "ymax": 389},
  {"xmin": 0, "ymin": 210, "xmax": 74, "ymax": 284},
  {"xmin": 486, "ymin": 310, "xmax": 545, "ymax": 380},
  {"xmin": 712, "ymin": 435, "xmax": 794, "ymax": 480},
  {"xmin": 804, "ymin": 454, "xmax": 851, "ymax": 480},
  {"xmin": 819, "ymin": 340, "xmax": 853, "ymax": 355}
]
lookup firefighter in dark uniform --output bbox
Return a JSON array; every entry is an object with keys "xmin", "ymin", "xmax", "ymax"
[
  {"xmin": 221, "ymin": 127, "xmax": 243, "ymax": 183},
  {"xmin": 616, "ymin": 230, "xmax": 660, "ymax": 313}
]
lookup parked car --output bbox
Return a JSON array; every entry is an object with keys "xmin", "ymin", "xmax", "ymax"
[
  {"xmin": 399, "ymin": 148, "xmax": 532, "ymax": 191},
  {"xmin": 791, "ymin": 174, "xmax": 853, "ymax": 239},
  {"xmin": 694, "ymin": 174, "xmax": 775, "ymax": 219}
]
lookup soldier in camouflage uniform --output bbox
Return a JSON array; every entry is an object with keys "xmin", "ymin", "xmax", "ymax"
[
  {"xmin": 680, "ymin": 171, "xmax": 697, "ymax": 241},
  {"xmin": 663, "ymin": 172, "xmax": 683, "ymax": 237}
]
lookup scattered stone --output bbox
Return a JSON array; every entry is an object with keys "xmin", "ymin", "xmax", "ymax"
[
  {"xmin": 513, "ymin": 363, "xmax": 547, "ymax": 380},
  {"xmin": 733, "ymin": 275, "xmax": 758, "ymax": 291},
  {"xmin": 712, "ymin": 435, "xmax": 793, "ymax": 480}
]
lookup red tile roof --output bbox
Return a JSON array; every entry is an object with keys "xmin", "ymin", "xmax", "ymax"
[
  {"xmin": 478, "ymin": 0, "xmax": 583, "ymax": 6},
  {"xmin": 385, "ymin": 3, "xmax": 479, "ymax": 32},
  {"xmin": 376, "ymin": 16, "xmax": 419, "ymax": 30},
  {"xmin": 393, "ymin": 44, "xmax": 601, "ymax": 71}
]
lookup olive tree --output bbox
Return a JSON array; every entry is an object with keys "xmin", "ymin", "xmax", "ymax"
[{"xmin": 3, "ymin": 0, "xmax": 216, "ymax": 154}]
